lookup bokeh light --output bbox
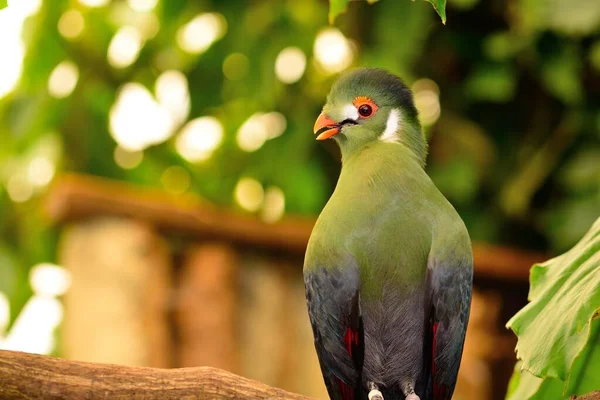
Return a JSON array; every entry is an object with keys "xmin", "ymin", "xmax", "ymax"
[
  {"xmin": 155, "ymin": 70, "xmax": 190, "ymax": 127},
  {"xmin": 412, "ymin": 78, "xmax": 441, "ymax": 126},
  {"xmin": 29, "ymin": 263, "xmax": 72, "ymax": 297},
  {"xmin": 48, "ymin": 61, "xmax": 79, "ymax": 99},
  {"xmin": 261, "ymin": 186, "xmax": 285, "ymax": 223},
  {"xmin": 161, "ymin": 166, "xmax": 191, "ymax": 195},
  {"xmin": 6, "ymin": 173, "xmax": 33, "ymax": 203},
  {"xmin": 223, "ymin": 53, "xmax": 250, "ymax": 81},
  {"xmin": 7, "ymin": 0, "xmax": 41, "ymax": 15},
  {"xmin": 0, "ymin": 262, "xmax": 68, "ymax": 354},
  {"xmin": 127, "ymin": 0, "xmax": 158, "ymax": 13},
  {"xmin": 113, "ymin": 146, "xmax": 143, "ymax": 169},
  {"xmin": 27, "ymin": 156, "xmax": 56, "ymax": 187},
  {"xmin": 0, "ymin": 296, "xmax": 63, "ymax": 354},
  {"xmin": 109, "ymin": 83, "xmax": 174, "ymax": 151},
  {"xmin": 313, "ymin": 28, "xmax": 354, "ymax": 74},
  {"xmin": 58, "ymin": 9, "xmax": 85, "ymax": 39},
  {"xmin": 235, "ymin": 178, "xmax": 264, "ymax": 212},
  {"xmin": 275, "ymin": 47, "xmax": 306, "ymax": 84},
  {"xmin": 261, "ymin": 112, "xmax": 287, "ymax": 139},
  {"xmin": 176, "ymin": 13, "xmax": 227, "ymax": 54},
  {"xmin": 0, "ymin": 1, "xmax": 42, "ymax": 99},
  {"xmin": 78, "ymin": 0, "xmax": 109, "ymax": 7},
  {"xmin": 237, "ymin": 114, "xmax": 267, "ymax": 152},
  {"xmin": 175, "ymin": 117, "xmax": 224, "ymax": 162},
  {"xmin": 236, "ymin": 112, "xmax": 287, "ymax": 152},
  {"xmin": 107, "ymin": 26, "xmax": 144, "ymax": 69}
]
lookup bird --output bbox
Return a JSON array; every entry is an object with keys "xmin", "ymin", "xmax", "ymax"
[{"xmin": 304, "ymin": 68, "xmax": 473, "ymax": 400}]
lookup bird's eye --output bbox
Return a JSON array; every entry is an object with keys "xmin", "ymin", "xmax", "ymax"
[
  {"xmin": 358, "ymin": 104, "xmax": 373, "ymax": 117},
  {"xmin": 353, "ymin": 96, "xmax": 378, "ymax": 119}
]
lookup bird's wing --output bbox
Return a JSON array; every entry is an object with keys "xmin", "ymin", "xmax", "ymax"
[
  {"xmin": 304, "ymin": 267, "xmax": 363, "ymax": 400},
  {"xmin": 426, "ymin": 255, "xmax": 473, "ymax": 400}
]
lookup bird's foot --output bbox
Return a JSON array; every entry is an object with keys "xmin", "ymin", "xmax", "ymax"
[
  {"xmin": 367, "ymin": 382, "xmax": 384, "ymax": 400},
  {"xmin": 402, "ymin": 382, "xmax": 419, "ymax": 400}
]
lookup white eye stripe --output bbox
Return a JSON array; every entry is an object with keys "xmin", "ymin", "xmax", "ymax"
[
  {"xmin": 380, "ymin": 108, "xmax": 401, "ymax": 142},
  {"xmin": 341, "ymin": 104, "xmax": 359, "ymax": 121}
]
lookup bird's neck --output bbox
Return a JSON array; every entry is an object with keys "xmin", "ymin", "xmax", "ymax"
[
  {"xmin": 341, "ymin": 141, "xmax": 424, "ymax": 182},
  {"xmin": 339, "ymin": 123, "xmax": 427, "ymax": 167}
]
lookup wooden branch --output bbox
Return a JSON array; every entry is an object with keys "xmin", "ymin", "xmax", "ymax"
[
  {"xmin": 0, "ymin": 350, "xmax": 313, "ymax": 400},
  {"xmin": 572, "ymin": 391, "xmax": 600, "ymax": 400},
  {"xmin": 2, "ymin": 350, "xmax": 597, "ymax": 400},
  {"xmin": 44, "ymin": 173, "xmax": 546, "ymax": 281}
]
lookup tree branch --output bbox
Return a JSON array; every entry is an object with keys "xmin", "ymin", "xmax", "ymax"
[
  {"xmin": 0, "ymin": 350, "xmax": 314, "ymax": 400},
  {"xmin": 572, "ymin": 391, "xmax": 600, "ymax": 400}
]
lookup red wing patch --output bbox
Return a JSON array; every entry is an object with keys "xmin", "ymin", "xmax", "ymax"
[
  {"xmin": 344, "ymin": 327, "xmax": 359, "ymax": 357},
  {"xmin": 432, "ymin": 322, "xmax": 448, "ymax": 399},
  {"xmin": 337, "ymin": 327, "xmax": 360, "ymax": 400},
  {"xmin": 337, "ymin": 378, "xmax": 355, "ymax": 400}
]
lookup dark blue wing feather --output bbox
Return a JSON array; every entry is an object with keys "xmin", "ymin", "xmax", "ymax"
[
  {"xmin": 426, "ymin": 257, "xmax": 473, "ymax": 400},
  {"xmin": 305, "ymin": 266, "xmax": 363, "ymax": 400}
]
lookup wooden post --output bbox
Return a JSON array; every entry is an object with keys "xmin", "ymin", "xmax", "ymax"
[
  {"xmin": 60, "ymin": 217, "xmax": 172, "ymax": 368},
  {"xmin": 277, "ymin": 265, "xmax": 329, "ymax": 400},
  {"xmin": 174, "ymin": 243, "xmax": 239, "ymax": 372},
  {"xmin": 238, "ymin": 258, "xmax": 289, "ymax": 386}
]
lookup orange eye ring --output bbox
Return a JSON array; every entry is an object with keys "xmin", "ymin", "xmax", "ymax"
[{"xmin": 353, "ymin": 96, "xmax": 378, "ymax": 118}]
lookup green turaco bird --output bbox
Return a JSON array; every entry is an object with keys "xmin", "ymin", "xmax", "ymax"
[{"xmin": 304, "ymin": 68, "xmax": 473, "ymax": 400}]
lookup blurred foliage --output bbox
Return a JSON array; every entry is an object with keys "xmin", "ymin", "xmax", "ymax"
[
  {"xmin": 0, "ymin": 0, "xmax": 599, "ymax": 325},
  {"xmin": 506, "ymin": 217, "xmax": 600, "ymax": 399},
  {"xmin": 329, "ymin": 0, "xmax": 447, "ymax": 24}
]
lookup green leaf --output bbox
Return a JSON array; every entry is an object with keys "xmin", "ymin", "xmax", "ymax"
[
  {"xmin": 328, "ymin": 0, "xmax": 446, "ymax": 24},
  {"xmin": 506, "ymin": 217, "xmax": 600, "ymax": 397},
  {"xmin": 0, "ymin": 0, "xmax": 7, "ymax": 10},
  {"xmin": 506, "ymin": 363, "xmax": 565, "ymax": 400},
  {"xmin": 424, "ymin": 0, "xmax": 446, "ymax": 23}
]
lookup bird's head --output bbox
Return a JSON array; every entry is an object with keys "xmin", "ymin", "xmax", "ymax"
[{"xmin": 314, "ymin": 68, "xmax": 427, "ymax": 166}]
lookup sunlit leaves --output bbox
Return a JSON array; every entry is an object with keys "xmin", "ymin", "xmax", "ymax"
[
  {"xmin": 506, "ymin": 217, "xmax": 600, "ymax": 398},
  {"xmin": 518, "ymin": 0, "xmax": 600, "ymax": 37},
  {"xmin": 0, "ymin": 0, "xmax": 7, "ymax": 11},
  {"xmin": 328, "ymin": 0, "xmax": 446, "ymax": 23}
]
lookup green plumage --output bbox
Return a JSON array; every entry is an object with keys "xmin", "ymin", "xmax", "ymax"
[
  {"xmin": 305, "ymin": 140, "xmax": 469, "ymax": 300},
  {"xmin": 304, "ymin": 68, "xmax": 473, "ymax": 400}
]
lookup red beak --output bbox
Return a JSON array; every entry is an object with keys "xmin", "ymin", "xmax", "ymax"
[{"xmin": 313, "ymin": 112, "xmax": 340, "ymax": 140}]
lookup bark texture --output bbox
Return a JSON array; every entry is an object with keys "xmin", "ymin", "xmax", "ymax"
[{"xmin": 0, "ymin": 350, "xmax": 313, "ymax": 400}]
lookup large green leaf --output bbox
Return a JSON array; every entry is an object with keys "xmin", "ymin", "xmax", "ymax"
[
  {"xmin": 329, "ymin": 0, "xmax": 446, "ymax": 24},
  {"xmin": 506, "ymin": 363, "xmax": 565, "ymax": 400},
  {"xmin": 506, "ymin": 217, "xmax": 600, "ymax": 397},
  {"xmin": 0, "ymin": 0, "xmax": 7, "ymax": 10}
]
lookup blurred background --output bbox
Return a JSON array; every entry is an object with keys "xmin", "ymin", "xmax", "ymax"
[{"xmin": 0, "ymin": 0, "xmax": 599, "ymax": 398}]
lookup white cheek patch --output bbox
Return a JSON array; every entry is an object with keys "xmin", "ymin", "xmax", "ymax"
[
  {"xmin": 380, "ymin": 108, "xmax": 401, "ymax": 143},
  {"xmin": 341, "ymin": 103, "xmax": 359, "ymax": 121}
]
